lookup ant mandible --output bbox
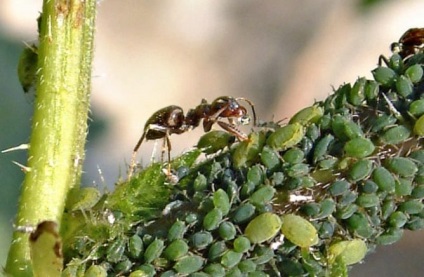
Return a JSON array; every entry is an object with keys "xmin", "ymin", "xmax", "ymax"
[{"xmin": 128, "ymin": 96, "xmax": 257, "ymax": 179}]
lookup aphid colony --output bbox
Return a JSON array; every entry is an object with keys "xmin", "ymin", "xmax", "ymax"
[{"xmin": 62, "ymin": 28, "xmax": 424, "ymax": 276}]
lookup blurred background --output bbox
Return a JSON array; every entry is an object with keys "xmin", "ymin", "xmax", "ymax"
[{"xmin": 1, "ymin": 0, "xmax": 424, "ymax": 275}]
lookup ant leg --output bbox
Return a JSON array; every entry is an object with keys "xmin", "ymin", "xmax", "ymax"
[
  {"xmin": 128, "ymin": 123, "xmax": 168, "ymax": 179},
  {"xmin": 203, "ymin": 105, "xmax": 229, "ymax": 132},
  {"xmin": 128, "ymin": 132, "xmax": 146, "ymax": 179},
  {"xmin": 164, "ymin": 131, "xmax": 172, "ymax": 176},
  {"xmin": 217, "ymin": 121, "xmax": 248, "ymax": 141}
]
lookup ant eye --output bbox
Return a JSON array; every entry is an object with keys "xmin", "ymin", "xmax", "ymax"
[{"xmin": 240, "ymin": 115, "xmax": 250, "ymax": 125}]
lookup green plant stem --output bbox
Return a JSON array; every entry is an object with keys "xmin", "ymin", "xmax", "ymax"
[{"xmin": 5, "ymin": 0, "xmax": 96, "ymax": 275}]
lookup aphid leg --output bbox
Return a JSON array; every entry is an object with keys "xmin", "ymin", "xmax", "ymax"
[{"xmin": 217, "ymin": 121, "xmax": 248, "ymax": 141}]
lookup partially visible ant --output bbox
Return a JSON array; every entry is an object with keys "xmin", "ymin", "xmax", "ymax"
[
  {"xmin": 128, "ymin": 96, "xmax": 257, "ymax": 179},
  {"xmin": 379, "ymin": 28, "xmax": 424, "ymax": 65},
  {"xmin": 391, "ymin": 28, "xmax": 424, "ymax": 59}
]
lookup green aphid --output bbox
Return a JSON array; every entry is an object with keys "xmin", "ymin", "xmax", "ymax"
[
  {"xmin": 173, "ymin": 255, "xmax": 204, "ymax": 274},
  {"xmin": 197, "ymin": 130, "xmax": 235, "ymax": 154},
  {"xmin": 385, "ymin": 157, "xmax": 418, "ymax": 177},
  {"xmin": 17, "ymin": 45, "xmax": 38, "ymax": 93},
  {"xmin": 388, "ymin": 211, "xmax": 408, "ymax": 228},
  {"xmin": 306, "ymin": 124, "xmax": 321, "ymax": 141},
  {"xmin": 406, "ymin": 216, "xmax": 424, "ymax": 231},
  {"xmin": 208, "ymin": 241, "xmax": 227, "ymax": 261},
  {"xmin": 163, "ymin": 239, "xmax": 189, "ymax": 261},
  {"xmin": 395, "ymin": 178, "xmax": 413, "ymax": 196},
  {"xmin": 233, "ymin": 131, "xmax": 265, "ymax": 168},
  {"xmin": 115, "ymin": 259, "xmax": 132, "ymax": 273},
  {"xmin": 167, "ymin": 220, "xmax": 186, "ymax": 241},
  {"xmin": 280, "ymin": 214, "xmax": 318, "ymax": 248},
  {"xmin": 218, "ymin": 221, "xmax": 236, "ymax": 241},
  {"xmin": 348, "ymin": 77, "xmax": 366, "ymax": 106},
  {"xmin": 193, "ymin": 173, "xmax": 208, "ymax": 192},
  {"xmin": 250, "ymin": 246, "xmax": 274, "ymax": 265},
  {"xmin": 347, "ymin": 212, "xmax": 373, "ymax": 238},
  {"xmin": 128, "ymin": 234, "xmax": 144, "ymax": 259},
  {"xmin": 65, "ymin": 187, "xmax": 101, "ymax": 212},
  {"xmin": 336, "ymin": 204, "xmax": 359, "ymax": 220},
  {"xmin": 260, "ymin": 146, "xmax": 281, "ymax": 170},
  {"xmin": 344, "ymin": 137, "xmax": 375, "ymax": 158},
  {"xmin": 328, "ymin": 239, "xmax": 367, "ymax": 265},
  {"xmin": 395, "ymin": 75, "xmax": 413, "ymax": 97},
  {"xmin": 240, "ymin": 181, "xmax": 256, "ymax": 198},
  {"xmin": 266, "ymin": 123, "xmax": 304, "ymax": 151},
  {"xmin": 249, "ymin": 185, "xmax": 276, "ymax": 207},
  {"xmin": 375, "ymin": 228, "xmax": 403, "ymax": 245},
  {"xmin": 315, "ymin": 198, "xmax": 336, "ymax": 219},
  {"xmin": 411, "ymin": 185, "xmax": 424, "ymax": 199},
  {"xmin": 356, "ymin": 193, "xmax": 379, "ymax": 208},
  {"xmin": 380, "ymin": 125, "xmax": 411, "ymax": 145},
  {"xmin": 414, "ymin": 114, "xmax": 424, "ymax": 136},
  {"xmin": 300, "ymin": 202, "xmax": 321, "ymax": 217},
  {"xmin": 246, "ymin": 164, "xmax": 265, "ymax": 186},
  {"xmin": 371, "ymin": 114, "xmax": 397, "ymax": 133},
  {"xmin": 361, "ymin": 180, "xmax": 378, "ymax": 194},
  {"xmin": 159, "ymin": 270, "xmax": 175, "ymax": 277},
  {"xmin": 289, "ymin": 105, "xmax": 323, "ymax": 125},
  {"xmin": 231, "ymin": 203, "xmax": 256, "ymax": 224},
  {"xmin": 399, "ymin": 200, "xmax": 424, "ymax": 215},
  {"xmin": 213, "ymin": 189, "xmax": 230, "ymax": 216},
  {"xmin": 286, "ymin": 163, "xmax": 310, "ymax": 178},
  {"xmin": 372, "ymin": 166, "xmax": 396, "ymax": 193},
  {"xmin": 106, "ymin": 237, "xmax": 126, "ymax": 263},
  {"xmin": 225, "ymin": 267, "xmax": 242, "ymax": 276},
  {"xmin": 84, "ymin": 265, "xmax": 107, "ymax": 277},
  {"xmin": 203, "ymin": 208, "xmax": 223, "ymax": 231},
  {"xmin": 409, "ymin": 99, "xmax": 424, "ymax": 117},
  {"xmin": 329, "ymin": 180, "xmax": 350, "ymax": 196},
  {"xmin": 238, "ymin": 259, "xmax": 257, "ymax": 273},
  {"xmin": 348, "ymin": 159, "xmax": 374, "ymax": 183},
  {"xmin": 405, "ymin": 64, "xmax": 423, "ymax": 83},
  {"xmin": 244, "ymin": 212, "xmax": 281, "ymax": 244},
  {"xmin": 372, "ymin": 66, "xmax": 397, "ymax": 87},
  {"xmin": 381, "ymin": 199, "xmax": 396, "ymax": 220},
  {"xmin": 204, "ymin": 263, "xmax": 225, "ymax": 276},
  {"xmin": 331, "ymin": 115, "xmax": 364, "ymax": 141},
  {"xmin": 283, "ymin": 148, "xmax": 305, "ymax": 164},
  {"xmin": 319, "ymin": 221, "xmax": 335, "ymax": 239},
  {"xmin": 364, "ymin": 80, "xmax": 379, "ymax": 101},
  {"xmin": 221, "ymin": 250, "xmax": 243, "ymax": 268},
  {"xmin": 143, "ymin": 239, "xmax": 165, "ymax": 264},
  {"xmin": 233, "ymin": 236, "xmax": 251, "ymax": 253},
  {"xmin": 313, "ymin": 134, "xmax": 334, "ymax": 163}
]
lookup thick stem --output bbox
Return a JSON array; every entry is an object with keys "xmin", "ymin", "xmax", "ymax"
[{"xmin": 5, "ymin": 0, "xmax": 96, "ymax": 275}]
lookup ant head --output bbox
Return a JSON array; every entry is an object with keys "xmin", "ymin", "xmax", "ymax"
[{"xmin": 390, "ymin": 42, "xmax": 401, "ymax": 54}]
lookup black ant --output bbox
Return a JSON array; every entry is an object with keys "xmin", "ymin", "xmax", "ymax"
[
  {"xmin": 379, "ymin": 28, "xmax": 424, "ymax": 65},
  {"xmin": 128, "ymin": 96, "xmax": 257, "ymax": 178}
]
